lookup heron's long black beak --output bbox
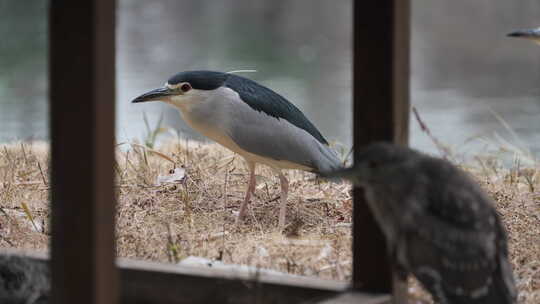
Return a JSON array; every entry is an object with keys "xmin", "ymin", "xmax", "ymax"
[
  {"xmin": 507, "ymin": 29, "xmax": 539, "ymax": 39},
  {"xmin": 131, "ymin": 87, "xmax": 172, "ymax": 103}
]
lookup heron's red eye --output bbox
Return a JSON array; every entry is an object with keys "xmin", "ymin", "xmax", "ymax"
[{"xmin": 180, "ymin": 83, "xmax": 191, "ymax": 92}]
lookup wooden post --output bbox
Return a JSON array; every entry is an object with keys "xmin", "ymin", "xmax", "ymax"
[
  {"xmin": 352, "ymin": 0, "xmax": 410, "ymax": 296},
  {"xmin": 49, "ymin": 1, "xmax": 118, "ymax": 303}
]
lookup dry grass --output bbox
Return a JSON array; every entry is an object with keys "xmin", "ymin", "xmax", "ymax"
[{"xmin": 0, "ymin": 140, "xmax": 538, "ymax": 303}]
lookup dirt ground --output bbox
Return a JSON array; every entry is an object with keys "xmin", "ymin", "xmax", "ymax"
[{"xmin": 0, "ymin": 141, "xmax": 538, "ymax": 303}]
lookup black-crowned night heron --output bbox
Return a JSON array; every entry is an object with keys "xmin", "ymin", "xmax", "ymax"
[
  {"xmin": 508, "ymin": 27, "xmax": 540, "ymax": 45},
  {"xmin": 132, "ymin": 70, "xmax": 341, "ymax": 229},
  {"xmin": 322, "ymin": 143, "xmax": 517, "ymax": 304}
]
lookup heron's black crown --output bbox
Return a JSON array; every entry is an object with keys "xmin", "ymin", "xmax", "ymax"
[
  {"xmin": 168, "ymin": 71, "xmax": 228, "ymax": 90},
  {"xmin": 168, "ymin": 70, "xmax": 329, "ymax": 145}
]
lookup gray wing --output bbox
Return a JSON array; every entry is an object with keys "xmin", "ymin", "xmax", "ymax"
[
  {"xmin": 225, "ymin": 74, "xmax": 329, "ymax": 145},
  {"xmin": 223, "ymin": 98, "xmax": 342, "ymax": 173}
]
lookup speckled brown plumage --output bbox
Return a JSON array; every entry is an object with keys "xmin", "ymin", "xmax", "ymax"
[
  {"xmin": 323, "ymin": 142, "xmax": 517, "ymax": 304},
  {"xmin": 0, "ymin": 254, "xmax": 50, "ymax": 304}
]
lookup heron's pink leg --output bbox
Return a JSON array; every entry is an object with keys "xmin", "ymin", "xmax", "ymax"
[
  {"xmin": 278, "ymin": 171, "xmax": 289, "ymax": 229},
  {"xmin": 237, "ymin": 161, "xmax": 256, "ymax": 223}
]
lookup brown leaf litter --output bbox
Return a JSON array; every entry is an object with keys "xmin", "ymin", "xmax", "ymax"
[{"xmin": 0, "ymin": 141, "xmax": 538, "ymax": 303}]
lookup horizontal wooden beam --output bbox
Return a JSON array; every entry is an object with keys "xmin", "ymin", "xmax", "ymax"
[
  {"xmin": 317, "ymin": 292, "xmax": 390, "ymax": 304},
  {"xmin": 0, "ymin": 249, "xmax": 392, "ymax": 304},
  {"xmin": 118, "ymin": 258, "xmax": 345, "ymax": 304}
]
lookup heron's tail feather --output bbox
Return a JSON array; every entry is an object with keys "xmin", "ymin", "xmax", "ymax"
[
  {"xmin": 442, "ymin": 254, "xmax": 517, "ymax": 304},
  {"xmin": 472, "ymin": 254, "xmax": 516, "ymax": 304},
  {"xmin": 318, "ymin": 166, "xmax": 355, "ymax": 179},
  {"xmin": 316, "ymin": 164, "xmax": 363, "ymax": 186},
  {"xmin": 313, "ymin": 144, "xmax": 344, "ymax": 174}
]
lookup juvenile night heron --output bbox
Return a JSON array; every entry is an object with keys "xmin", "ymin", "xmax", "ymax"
[
  {"xmin": 132, "ymin": 70, "xmax": 341, "ymax": 228},
  {"xmin": 0, "ymin": 254, "xmax": 50, "ymax": 303},
  {"xmin": 508, "ymin": 27, "xmax": 540, "ymax": 45},
  {"xmin": 323, "ymin": 143, "xmax": 517, "ymax": 304}
]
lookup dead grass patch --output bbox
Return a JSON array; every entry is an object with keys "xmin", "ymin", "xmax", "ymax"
[{"xmin": 0, "ymin": 140, "xmax": 538, "ymax": 303}]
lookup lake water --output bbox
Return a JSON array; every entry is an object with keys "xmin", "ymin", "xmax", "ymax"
[{"xmin": 1, "ymin": 0, "xmax": 539, "ymax": 162}]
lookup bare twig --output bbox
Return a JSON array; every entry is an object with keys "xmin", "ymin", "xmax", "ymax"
[
  {"xmin": 412, "ymin": 106, "xmax": 453, "ymax": 159},
  {"xmin": 117, "ymin": 142, "xmax": 176, "ymax": 164},
  {"xmin": 20, "ymin": 143, "xmax": 28, "ymax": 165},
  {"xmin": 166, "ymin": 222, "xmax": 179, "ymax": 263},
  {"xmin": 37, "ymin": 161, "xmax": 48, "ymax": 186},
  {"xmin": 0, "ymin": 206, "xmax": 11, "ymax": 220},
  {"xmin": 0, "ymin": 234, "xmax": 14, "ymax": 246},
  {"xmin": 21, "ymin": 202, "xmax": 40, "ymax": 233},
  {"xmin": 3, "ymin": 146, "xmax": 12, "ymax": 163}
]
